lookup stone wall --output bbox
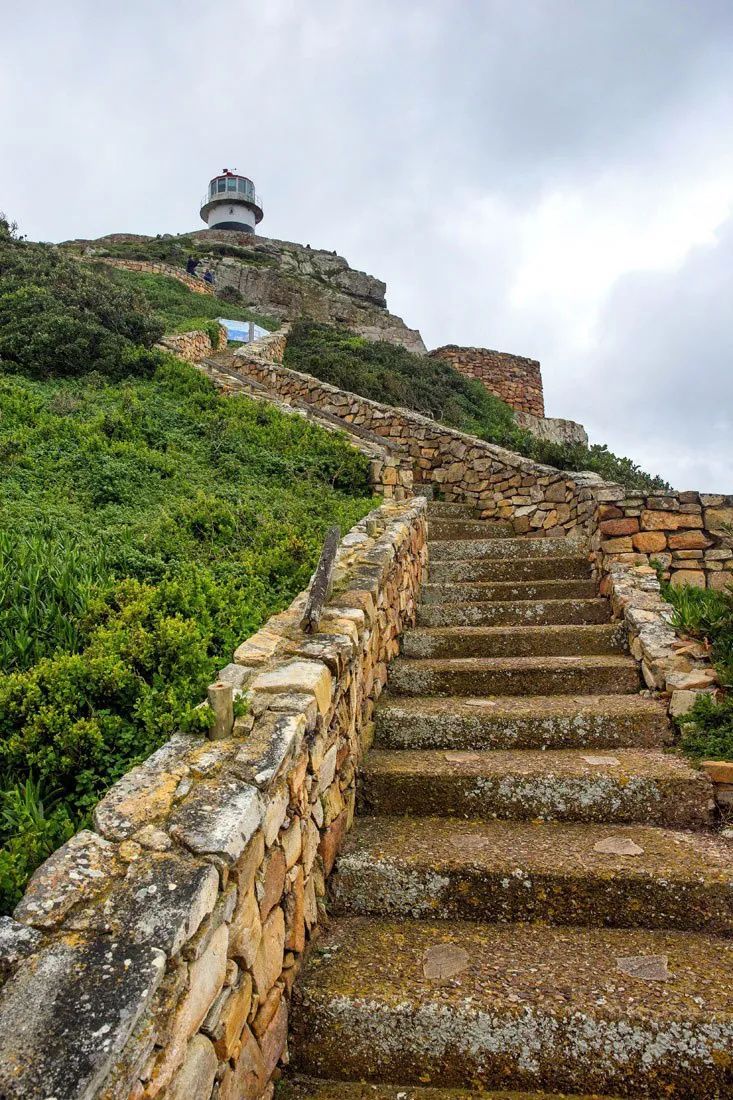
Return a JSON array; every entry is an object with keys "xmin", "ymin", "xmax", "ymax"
[
  {"xmin": 430, "ymin": 344, "xmax": 545, "ymax": 417},
  {"xmin": 0, "ymin": 497, "xmax": 428, "ymax": 1100},
  {"xmin": 158, "ymin": 326, "xmax": 228, "ymax": 363},
  {"xmin": 231, "ymin": 353, "xmax": 595, "ymax": 538},
  {"xmin": 589, "ymin": 487, "xmax": 733, "ymax": 592}
]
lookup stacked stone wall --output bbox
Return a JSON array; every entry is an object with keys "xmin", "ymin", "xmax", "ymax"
[
  {"xmin": 0, "ymin": 498, "xmax": 427, "ymax": 1100},
  {"xmin": 159, "ymin": 326, "xmax": 228, "ymax": 363},
  {"xmin": 233, "ymin": 353, "xmax": 595, "ymax": 538},
  {"xmin": 430, "ymin": 344, "xmax": 545, "ymax": 417}
]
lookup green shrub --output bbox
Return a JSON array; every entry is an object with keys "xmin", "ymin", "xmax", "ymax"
[
  {"xmin": 104, "ymin": 268, "xmax": 278, "ymax": 336},
  {"xmin": 0, "ymin": 350, "xmax": 375, "ymax": 909},
  {"xmin": 661, "ymin": 580, "xmax": 733, "ymax": 760},
  {"xmin": 284, "ymin": 321, "xmax": 670, "ymax": 492},
  {"xmin": 0, "ymin": 229, "xmax": 164, "ymax": 380}
]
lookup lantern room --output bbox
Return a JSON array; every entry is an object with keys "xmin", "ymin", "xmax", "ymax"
[{"xmin": 200, "ymin": 170, "xmax": 264, "ymax": 233}]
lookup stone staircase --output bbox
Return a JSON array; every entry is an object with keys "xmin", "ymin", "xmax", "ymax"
[{"xmin": 282, "ymin": 501, "xmax": 733, "ymax": 1100}]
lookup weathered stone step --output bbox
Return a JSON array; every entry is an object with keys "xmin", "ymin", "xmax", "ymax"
[
  {"xmin": 421, "ymin": 579, "xmax": 598, "ymax": 604},
  {"xmin": 429, "ymin": 556, "xmax": 591, "ymax": 584},
  {"xmin": 374, "ymin": 694, "xmax": 669, "ymax": 751},
  {"xmin": 290, "ymin": 917, "xmax": 733, "ymax": 1097},
  {"xmin": 332, "ymin": 816, "xmax": 731, "ymax": 932},
  {"xmin": 358, "ymin": 748, "xmax": 712, "ymax": 826},
  {"xmin": 426, "ymin": 500, "xmax": 480, "ymax": 519},
  {"xmin": 278, "ymin": 1078, "xmax": 622, "ymax": 1099},
  {"xmin": 401, "ymin": 624, "xmax": 625, "ymax": 659},
  {"xmin": 417, "ymin": 598, "xmax": 610, "ymax": 628},
  {"xmin": 388, "ymin": 655, "xmax": 638, "ymax": 697},
  {"xmin": 428, "ymin": 519, "xmax": 513, "ymax": 540},
  {"xmin": 428, "ymin": 537, "xmax": 582, "ymax": 561}
]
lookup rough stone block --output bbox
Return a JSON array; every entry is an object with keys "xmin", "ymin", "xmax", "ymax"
[
  {"xmin": 252, "ymin": 660, "xmax": 333, "ymax": 717},
  {"xmin": 169, "ymin": 779, "xmax": 263, "ymax": 865},
  {"xmin": 632, "ymin": 531, "xmax": 668, "ymax": 553},
  {"xmin": 0, "ymin": 934, "xmax": 165, "ymax": 1100},
  {"xmin": 641, "ymin": 510, "xmax": 704, "ymax": 531},
  {"xmin": 252, "ymin": 906, "xmax": 285, "ymax": 997},
  {"xmin": 167, "ymin": 1034, "xmax": 218, "ymax": 1100},
  {"xmin": 14, "ymin": 830, "xmax": 120, "ymax": 930}
]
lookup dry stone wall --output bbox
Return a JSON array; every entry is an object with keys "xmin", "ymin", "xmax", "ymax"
[
  {"xmin": 430, "ymin": 344, "xmax": 545, "ymax": 417},
  {"xmin": 0, "ymin": 497, "xmax": 427, "ymax": 1100},
  {"xmin": 232, "ymin": 352, "xmax": 598, "ymax": 538},
  {"xmin": 159, "ymin": 326, "xmax": 227, "ymax": 363}
]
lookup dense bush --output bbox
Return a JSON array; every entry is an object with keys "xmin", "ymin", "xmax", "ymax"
[
  {"xmin": 0, "ymin": 355, "xmax": 374, "ymax": 911},
  {"xmin": 284, "ymin": 321, "xmax": 670, "ymax": 492},
  {"xmin": 661, "ymin": 580, "xmax": 733, "ymax": 760},
  {"xmin": 0, "ymin": 217, "xmax": 165, "ymax": 379}
]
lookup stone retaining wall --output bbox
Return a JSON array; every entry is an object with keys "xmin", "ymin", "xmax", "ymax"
[
  {"xmin": 430, "ymin": 344, "xmax": 545, "ymax": 417},
  {"xmin": 159, "ymin": 326, "xmax": 228, "ymax": 363},
  {"xmin": 231, "ymin": 354, "xmax": 596, "ymax": 539},
  {"xmin": 0, "ymin": 498, "xmax": 427, "ymax": 1100}
]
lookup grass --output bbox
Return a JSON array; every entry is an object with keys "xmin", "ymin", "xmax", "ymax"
[
  {"xmin": 660, "ymin": 579, "xmax": 733, "ymax": 760},
  {"xmin": 102, "ymin": 268, "xmax": 279, "ymax": 337},
  {"xmin": 283, "ymin": 322, "xmax": 671, "ymax": 492},
  {"xmin": 0, "ymin": 358, "xmax": 375, "ymax": 911}
]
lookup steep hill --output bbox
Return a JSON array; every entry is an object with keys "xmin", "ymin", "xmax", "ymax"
[{"xmin": 0, "ymin": 218, "xmax": 375, "ymax": 910}]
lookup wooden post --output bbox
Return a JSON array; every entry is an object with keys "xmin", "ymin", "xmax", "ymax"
[
  {"xmin": 207, "ymin": 681, "xmax": 234, "ymax": 740},
  {"xmin": 300, "ymin": 525, "xmax": 340, "ymax": 634}
]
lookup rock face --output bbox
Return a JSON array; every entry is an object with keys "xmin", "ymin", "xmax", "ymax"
[{"xmin": 192, "ymin": 231, "xmax": 426, "ymax": 353}]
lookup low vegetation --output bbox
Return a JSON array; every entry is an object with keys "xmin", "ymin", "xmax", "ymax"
[
  {"xmin": 284, "ymin": 321, "xmax": 670, "ymax": 492},
  {"xmin": 0, "ymin": 218, "xmax": 375, "ymax": 910},
  {"xmin": 661, "ymin": 580, "xmax": 733, "ymax": 761},
  {"xmin": 103, "ymin": 267, "xmax": 278, "ymax": 339}
]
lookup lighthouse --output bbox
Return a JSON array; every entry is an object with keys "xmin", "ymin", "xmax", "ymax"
[{"xmin": 200, "ymin": 169, "xmax": 263, "ymax": 233}]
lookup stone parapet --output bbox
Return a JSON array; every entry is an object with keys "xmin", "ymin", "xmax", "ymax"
[
  {"xmin": 430, "ymin": 344, "xmax": 545, "ymax": 417},
  {"xmin": 589, "ymin": 488, "xmax": 733, "ymax": 592},
  {"xmin": 0, "ymin": 497, "xmax": 428, "ymax": 1100}
]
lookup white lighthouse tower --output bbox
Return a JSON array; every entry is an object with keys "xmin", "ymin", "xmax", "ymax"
[{"xmin": 200, "ymin": 169, "xmax": 263, "ymax": 234}]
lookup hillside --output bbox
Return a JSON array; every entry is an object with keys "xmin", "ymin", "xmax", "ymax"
[{"xmin": 0, "ymin": 218, "xmax": 375, "ymax": 910}]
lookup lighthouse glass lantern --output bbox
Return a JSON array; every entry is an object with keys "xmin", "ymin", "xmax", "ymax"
[{"xmin": 200, "ymin": 170, "xmax": 263, "ymax": 233}]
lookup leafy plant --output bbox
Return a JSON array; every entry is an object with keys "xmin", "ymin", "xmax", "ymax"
[{"xmin": 661, "ymin": 579, "xmax": 733, "ymax": 760}]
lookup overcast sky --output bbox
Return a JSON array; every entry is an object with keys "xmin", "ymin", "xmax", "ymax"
[{"xmin": 2, "ymin": 0, "xmax": 732, "ymax": 490}]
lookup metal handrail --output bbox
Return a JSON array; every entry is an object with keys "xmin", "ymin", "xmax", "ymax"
[
  {"xmin": 200, "ymin": 189, "xmax": 262, "ymax": 210},
  {"xmin": 300, "ymin": 526, "xmax": 340, "ymax": 634}
]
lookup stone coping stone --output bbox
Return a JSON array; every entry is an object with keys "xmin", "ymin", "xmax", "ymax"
[
  {"xmin": 360, "ymin": 746, "xmax": 713, "ymax": 828},
  {"xmin": 277, "ymin": 1078, "xmax": 621, "ymax": 1099},
  {"xmin": 332, "ymin": 815, "xmax": 733, "ymax": 932},
  {"xmin": 0, "ymin": 932, "xmax": 165, "ymax": 1100},
  {"xmin": 374, "ymin": 694, "xmax": 669, "ymax": 751},
  {"xmin": 290, "ymin": 917, "xmax": 733, "ymax": 1097}
]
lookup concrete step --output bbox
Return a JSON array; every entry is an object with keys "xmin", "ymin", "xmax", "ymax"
[
  {"xmin": 278, "ymin": 1078, "xmax": 622, "ymax": 1100},
  {"xmin": 428, "ymin": 556, "xmax": 591, "ymax": 584},
  {"xmin": 359, "ymin": 747, "xmax": 712, "ymax": 827},
  {"xmin": 332, "ymin": 816, "xmax": 731, "ymax": 932},
  {"xmin": 388, "ymin": 655, "xmax": 638, "ymax": 697},
  {"xmin": 428, "ymin": 537, "xmax": 582, "ymax": 561},
  {"xmin": 417, "ymin": 598, "xmax": 610, "ymax": 628},
  {"xmin": 374, "ymin": 695, "xmax": 669, "ymax": 751},
  {"xmin": 401, "ymin": 624, "xmax": 625, "ymax": 659},
  {"xmin": 428, "ymin": 519, "xmax": 514, "ymax": 540},
  {"xmin": 420, "ymin": 579, "xmax": 599, "ymax": 604},
  {"xmin": 290, "ymin": 917, "xmax": 733, "ymax": 1097}
]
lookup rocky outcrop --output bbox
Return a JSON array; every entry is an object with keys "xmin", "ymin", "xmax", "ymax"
[
  {"xmin": 516, "ymin": 410, "xmax": 589, "ymax": 447},
  {"xmin": 192, "ymin": 231, "xmax": 426, "ymax": 353}
]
